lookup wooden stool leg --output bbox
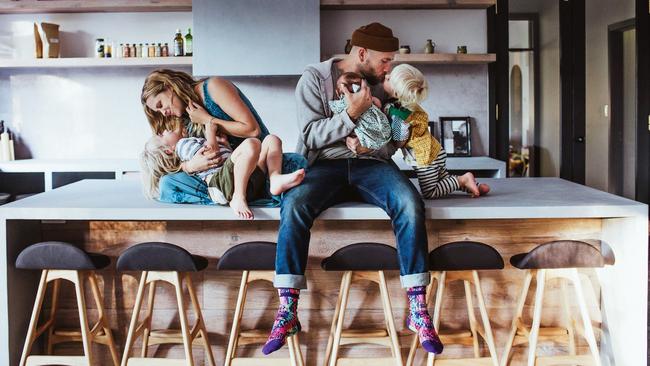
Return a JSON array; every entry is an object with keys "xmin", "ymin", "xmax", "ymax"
[
  {"xmin": 19, "ymin": 270, "xmax": 49, "ymax": 366},
  {"xmin": 186, "ymin": 274, "xmax": 216, "ymax": 366},
  {"xmin": 501, "ymin": 270, "xmax": 533, "ymax": 366},
  {"xmin": 527, "ymin": 269, "xmax": 546, "ymax": 366},
  {"xmin": 73, "ymin": 271, "xmax": 93, "ymax": 366},
  {"xmin": 88, "ymin": 273, "xmax": 120, "ymax": 366},
  {"xmin": 329, "ymin": 271, "xmax": 352, "ymax": 366},
  {"xmin": 472, "ymin": 271, "xmax": 499, "ymax": 366},
  {"xmin": 560, "ymin": 279, "xmax": 577, "ymax": 358},
  {"xmin": 287, "ymin": 334, "xmax": 298, "ymax": 366},
  {"xmin": 463, "ymin": 279, "xmax": 480, "ymax": 357},
  {"xmin": 569, "ymin": 269, "xmax": 602, "ymax": 366},
  {"xmin": 140, "ymin": 281, "xmax": 156, "ymax": 358},
  {"xmin": 46, "ymin": 278, "xmax": 61, "ymax": 355},
  {"xmin": 324, "ymin": 271, "xmax": 349, "ymax": 366},
  {"xmin": 173, "ymin": 272, "xmax": 194, "ymax": 366},
  {"xmin": 378, "ymin": 271, "xmax": 404, "ymax": 366},
  {"xmin": 292, "ymin": 332, "xmax": 305, "ymax": 366},
  {"xmin": 427, "ymin": 271, "xmax": 446, "ymax": 366},
  {"xmin": 406, "ymin": 273, "xmax": 436, "ymax": 366},
  {"xmin": 224, "ymin": 271, "xmax": 249, "ymax": 366},
  {"xmin": 121, "ymin": 271, "xmax": 148, "ymax": 366}
]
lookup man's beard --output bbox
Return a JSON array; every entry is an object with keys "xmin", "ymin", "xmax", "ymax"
[{"xmin": 359, "ymin": 65, "xmax": 383, "ymax": 85}]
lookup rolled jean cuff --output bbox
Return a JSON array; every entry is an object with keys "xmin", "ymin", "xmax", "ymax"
[
  {"xmin": 274, "ymin": 274, "xmax": 307, "ymax": 289},
  {"xmin": 400, "ymin": 272, "xmax": 431, "ymax": 288}
]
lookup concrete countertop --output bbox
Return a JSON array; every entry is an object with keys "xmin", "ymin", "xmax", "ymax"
[{"xmin": 0, "ymin": 178, "xmax": 646, "ymax": 221}]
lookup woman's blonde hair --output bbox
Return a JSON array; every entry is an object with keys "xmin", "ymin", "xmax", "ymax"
[
  {"xmin": 139, "ymin": 135, "xmax": 182, "ymax": 200},
  {"xmin": 140, "ymin": 69, "xmax": 206, "ymax": 136},
  {"xmin": 389, "ymin": 64, "xmax": 428, "ymax": 109}
]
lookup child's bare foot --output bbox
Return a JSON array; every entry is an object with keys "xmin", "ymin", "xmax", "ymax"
[
  {"xmin": 458, "ymin": 172, "xmax": 480, "ymax": 197},
  {"xmin": 269, "ymin": 169, "xmax": 306, "ymax": 195},
  {"xmin": 478, "ymin": 183, "xmax": 490, "ymax": 196},
  {"xmin": 230, "ymin": 195, "xmax": 254, "ymax": 220}
]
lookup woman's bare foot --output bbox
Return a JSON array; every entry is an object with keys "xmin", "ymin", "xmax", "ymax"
[
  {"xmin": 458, "ymin": 172, "xmax": 480, "ymax": 197},
  {"xmin": 269, "ymin": 169, "xmax": 306, "ymax": 195},
  {"xmin": 478, "ymin": 183, "xmax": 490, "ymax": 196},
  {"xmin": 230, "ymin": 195, "xmax": 254, "ymax": 220}
]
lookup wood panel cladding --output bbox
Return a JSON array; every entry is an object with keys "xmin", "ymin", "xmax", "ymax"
[{"xmin": 37, "ymin": 218, "xmax": 602, "ymax": 365}]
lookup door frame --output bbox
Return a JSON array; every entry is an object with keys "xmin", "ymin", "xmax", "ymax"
[
  {"xmin": 636, "ymin": 0, "xmax": 650, "ymax": 205},
  {"xmin": 607, "ymin": 18, "xmax": 635, "ymax": 196},
  {"xmin": 487, "ymin": 0, "xmax": 509, "ymax": 166}
]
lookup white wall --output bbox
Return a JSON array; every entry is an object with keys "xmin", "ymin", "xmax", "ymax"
[{"xmin": 0, "ymin": 10, "xmax": 490, "ymax": 159}]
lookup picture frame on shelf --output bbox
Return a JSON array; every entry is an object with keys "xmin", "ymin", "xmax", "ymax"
[{"xmin": 440, "ymin": 117, "xmax": 471, "ymax": 157}]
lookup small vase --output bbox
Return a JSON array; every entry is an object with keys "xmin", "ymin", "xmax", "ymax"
[
  {"xmin": 424, "ymin": 39, "xmax": 435, "ymax": 54},
  {"xmin": 399, "ymin": 45, "xmax": 411, "ymax": 54},
  {"xmin": 344, "ymin": 39, "xmax": 352, "ymax": 54}
]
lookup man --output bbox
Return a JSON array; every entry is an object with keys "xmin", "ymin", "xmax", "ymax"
[{"xmin": 262, "ymin": 22, "xmax": 443, "ymax": 356}]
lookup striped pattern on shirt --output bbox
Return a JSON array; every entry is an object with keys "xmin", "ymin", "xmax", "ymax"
[
  {"xmin": 413, "ymin": 149, "xmax": 460, "ymax": 199},
  {"xmin": 175, "ymin": 137, "xmax": 232, "ymax": 180}
]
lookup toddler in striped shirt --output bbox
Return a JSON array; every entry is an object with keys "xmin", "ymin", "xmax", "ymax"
[
  {"xmin": 140, "ymin": 124, "xmax": 305, "ymax": 219},
  {"xmin": 383, "ymin": 64, "xmax": 489, "ymax": 199}
]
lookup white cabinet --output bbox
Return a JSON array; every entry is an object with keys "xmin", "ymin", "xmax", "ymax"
[{"xmin": 192, "ymin": 0, "xmax": 320, "ymax": 76}]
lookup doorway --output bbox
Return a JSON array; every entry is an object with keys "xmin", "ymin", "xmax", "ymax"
[{"xmin": 608, "ymin": 19, "xmax": 638, "ymax": 199}]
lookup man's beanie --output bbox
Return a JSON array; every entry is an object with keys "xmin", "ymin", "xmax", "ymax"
[{"xmin": 351, "ymin": 22, "xmax": 399, "ymax": 52}]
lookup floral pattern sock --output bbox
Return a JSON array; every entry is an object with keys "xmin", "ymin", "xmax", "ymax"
[
  {"xmin": 407, "ymin": 286, "xmax": 444, "ymax": 354},
  {"xmin": 262, "ymin": 288, "xmax": 301, "ymax": 355}
]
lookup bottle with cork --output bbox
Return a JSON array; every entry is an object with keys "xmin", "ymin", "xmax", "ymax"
[
  {"xmin": 174, "ymin": 29, "xmax": 184, "ymax": 56},
  {"xmin": 184, "ymin": 28, "xmax": 193, "ymax": 56}
]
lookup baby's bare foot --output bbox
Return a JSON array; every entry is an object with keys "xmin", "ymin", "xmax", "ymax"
[
  {"xmin": 229, "ymin": 195, "xmax": 253, "ymax": 220},
  {"xmin": 478, "ymin": 183, "xmax": 490, "ymax": 196},
  {"xmin": 458, "ymin": 172, "xmax": 480, "ymax": 197},
  {"xmin": 270, "ymin": 169, "xmax": 306, "ymax": 195}
]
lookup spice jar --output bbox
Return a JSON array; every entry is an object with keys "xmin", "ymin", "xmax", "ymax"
[
  {"xmin": 129, "ymin": 43, "xmax": 136, "ymax": 58},
  {"xmin": 95, "ymin": 38, "xmax": 105, "ymax": 58},
  {"xmin": 162, "ymin": 43, "xmax": 169, "ymax": 57},
  {"xmin": 148, "ymin": 43, "xmax": 155, "ymax": 57},
  {"xmin": 155, "ymin": 43, "xmax": 162, "ymax": 57}
]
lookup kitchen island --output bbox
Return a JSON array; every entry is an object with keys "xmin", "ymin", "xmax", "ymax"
[{"xmin": 0, "ymin": 178, "xmax": 646, "ymax": 365}]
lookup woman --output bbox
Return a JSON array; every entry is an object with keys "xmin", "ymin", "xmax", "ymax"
[{"xmin": 140, "ymin": 69, "xmax": 271, "ymax": 204}]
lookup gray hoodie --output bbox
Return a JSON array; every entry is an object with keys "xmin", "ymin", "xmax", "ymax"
[{"xmin": 294, "ymin": 58, "xmax": 397, "ymax": 166}]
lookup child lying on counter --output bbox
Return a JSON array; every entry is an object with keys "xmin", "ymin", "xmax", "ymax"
[
  {"xmin": 140, "ymin": 122, "xmax": 305, "ymax": 219},
  {"xmin": 383, "ymin": 64, "xmax": 490, "ymax": 199}
]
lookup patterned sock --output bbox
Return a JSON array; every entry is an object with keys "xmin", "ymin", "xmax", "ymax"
[
  {"xmin": 262, "ymin": 288, "xmax": 301, "ymax": 355},
  {"xmin": 406, "ymin": 286, "xmax": 444, "ymax": 354}
]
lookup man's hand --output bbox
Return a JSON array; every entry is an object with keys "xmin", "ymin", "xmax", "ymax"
[
  {"xmin": 342, "ymin": 79, "xmax": 372, "ymax": 121},
  {"xmin": 346, "ymin": 135, "xmax": 372, "ymax": 155}
]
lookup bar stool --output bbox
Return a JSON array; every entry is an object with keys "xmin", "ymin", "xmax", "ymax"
[
  {"xmin": 117, "ymin": 242, "xmax": 215, "ymax": 366},
  {"xmin": 16, "ymin": 241, "xmax": 119, "ymax": 366},
  {"xmin": 216, "ymin": 241, "xmax": 304, "ymax": 366},
  {"xmin": 322, "ymin": 242, "xmax": 403, "ymax": 366},
  {"xmin": 501, "ymin": 240, "xmax": 615, "ymax": 366},
  {"xmin": 407, "ymin": 241, "xmax": 502, "ymax": 366}
]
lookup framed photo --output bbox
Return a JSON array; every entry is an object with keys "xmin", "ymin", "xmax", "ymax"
[
  {"xmin": 440, "ymin": 117, "xmax": 471, "ymax": 157},
  {"xmin": 428, "ymin": 121, "xmax": 441, "ymax": 141}
]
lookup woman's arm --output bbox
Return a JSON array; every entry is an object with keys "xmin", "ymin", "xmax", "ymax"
[
  {"xmin": 180, "ymin": 146, "xmax": 221, "ymax": 174},
  {"xmin": 204, "ymin": 77, "xmax": 261, "ymax": 138}
]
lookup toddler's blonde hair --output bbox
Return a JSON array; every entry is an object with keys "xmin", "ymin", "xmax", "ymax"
[
  {"xmin": 139, "ymin": 135, "xmax": 182, "ymax": 200},
  {"xmin": 389, "ymin": 64, "xmax": 428, "ymax": 109}
]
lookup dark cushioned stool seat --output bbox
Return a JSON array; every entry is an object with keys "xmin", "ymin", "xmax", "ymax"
[
  {"xmin": 16, "ymin": 241, "xmax": 110, "ymax": 270},
  {"xmin": 321, "ymin": 243, "xmax": 399, "ymax": 271},
  {"xmin": 429, "ymin": 241, "xmax": 504, "ymax": 271},
  {"xmin": 510, "ymin": 240, "xmax": 615, "ymax": 269},
  {"xmin": 216, "ymin": 241, "xmax": 276, "ymax": 270},
  {"xmin": 116, "ymin": 242, "xmax": 207, "ymax": 272}
]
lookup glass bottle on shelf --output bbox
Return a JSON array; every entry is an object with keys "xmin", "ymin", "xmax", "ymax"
[
  {"xmin": 129, "ymin": 43, "xmax": 136, "ymax": 58},
  {"xmin": 174, "ymin": 29, "xmax": 184, "ymax": 56},
  {"xmin": 155, "ymin": 43, "xmax": 162, "ymax": 57},
  {"xmin": 142, "ymin": 43, "xmax": 149, "ymax": 58},
  {"xmin": 136, "ymin": 43, "xmax": 143, "ymax": 58},
  {"xmin": 162, "ymin": 43, "xmax": 169, "ymax": 57},
  {"xmin": 184, "ymin": 28, "xmax": 193, "ymax": 56}
]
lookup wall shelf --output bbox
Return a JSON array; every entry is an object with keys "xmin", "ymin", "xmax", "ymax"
[
  {"xmin": 320, "ymin": 0, "xmax": 496, "ymax": 10},
  {"xmin": 329, "ymin": 53, "xmax": 496, "ymax": 64},
  {"xmin": 0, "ymin": 0, "xmax": 191, "ymax": 14},
  {"xmin": 0, "ymin": 56, "xmax": 192, "ymax": 69}
]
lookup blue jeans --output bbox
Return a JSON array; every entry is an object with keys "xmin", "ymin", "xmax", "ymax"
[{"xmin": 274, "ymin": 158, "xmax": 430, "ymax": 289}]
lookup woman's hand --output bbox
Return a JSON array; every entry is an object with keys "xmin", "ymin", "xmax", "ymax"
[
  {"xmin": 186, "ymin": 101, "xmax": 214, "ymax": 126},
  {"xmin": 216, "ymin": 132, "xmax": 231, "ymax": 149},
  {"xmin": 182, "ymin": 146, "xmax": 224, "ymax": 173}
]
